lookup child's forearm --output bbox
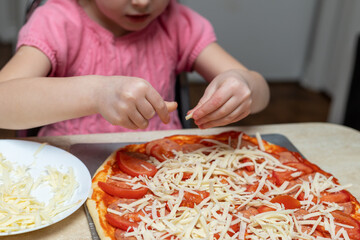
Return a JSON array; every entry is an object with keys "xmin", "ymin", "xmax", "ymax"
[
  {"xmin": 0, "ymin": 76, "xmax": 98, "ymax": 129},
  {"xmin": 0, "ymin": 75, "xmax": 177, "ymax": 130}
]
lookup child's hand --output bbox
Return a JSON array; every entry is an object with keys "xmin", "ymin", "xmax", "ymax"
[
  {"xmin": 189, "ymin": 70, "xmax": 252, "ymax": 129},
  {"xmin": 95, "ymin": 76, "xmax": 177, "ymax": 129}
]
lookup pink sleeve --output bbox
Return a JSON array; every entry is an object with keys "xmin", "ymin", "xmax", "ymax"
[
  {"xmin": 16, "ymin": 0, "xmax": 82, "ymax": 77},
  {"xmin": 162, "ymin": 1, "xmax": 217, "ymax": 74}
]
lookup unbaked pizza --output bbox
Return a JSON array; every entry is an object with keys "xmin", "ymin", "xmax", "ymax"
[{"xmin": 86, "ymin": 131, "xmax": 360, "ymax": 239}]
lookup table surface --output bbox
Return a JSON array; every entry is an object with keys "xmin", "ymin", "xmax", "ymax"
[{"xmin": 2, "ymin": 122, "xmax": 360, "ymax": 240}]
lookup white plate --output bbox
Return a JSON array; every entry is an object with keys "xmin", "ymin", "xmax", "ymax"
[{"xmin": 0, "ymin": 139, "xmax": 92, "ymax": 235}]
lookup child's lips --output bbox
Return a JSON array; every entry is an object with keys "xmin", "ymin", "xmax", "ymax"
[{"xmin": 126, "ymin": 14, "xmax": 150, "ymax": 23}]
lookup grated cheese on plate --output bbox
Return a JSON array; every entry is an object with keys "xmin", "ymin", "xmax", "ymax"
[{"xmin": 0, "ymin": 152, "xmax": 79, "ymax": 233}]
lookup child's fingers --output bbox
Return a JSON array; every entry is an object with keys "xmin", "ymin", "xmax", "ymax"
[
  {"xmin": 165, "ymin": 101, "xmax": 178, "ymax": 112},
  {"xmin": 145, "ymin": 90, "xmax": 171, "ymax": 124},
  {"xmin": 156, "ymin": 101, "xmax": 178, "ymax": 124},
  {"xmin": 193, "ymin": 87, "xmax": 231, "ymax": 120},
  {"xmin": 192, "ymin": 83, "xmax": 218, "ymax": 112},
  {"xmin": 118, "ymin": 115, "xmax": 139, "ymax": 130},
  {"xmin": 125, "ymin": 119, "xmax": 141, "ymax": 130},
  {"xmin": 198, "ymin": 109, "xmax": 250, "ymax": 129},
  {"xmin": 189, "ymin": 81, "xmax": 225, "ymax": 120},
  {"xmin": 137, "ymin": 100, "xmax": 156, "ymax": 120},
  {"xmin": 136, "ymin": 101, "xmax": 177, "ymax": 125},
  {"xmin": 129, "ymin": 109, "xmax": 150, "ymax": 129},
  {"xmin": 200, "ymin": 99, "xmax": 250, "ymax": 128},
  {"xmin": 185, "ymin": 110, "xmax": 194, "ymax": 120},
  {"xmin": 194, "ymin": 96, "xmax": 238, "ymax": 126}
]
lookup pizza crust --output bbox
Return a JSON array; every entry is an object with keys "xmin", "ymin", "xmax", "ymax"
[
  {"xmin": 86, "ymin": 151, "xmax": 118, "ymax": 240},
  {"xmin": 86, "ymin": 199, "xmax": 111, "ymax": 240}
]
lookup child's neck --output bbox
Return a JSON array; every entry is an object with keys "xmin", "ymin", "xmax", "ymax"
[{"xmin": 77, "ymin": 0, "xmax": 131, "ymax": 37}]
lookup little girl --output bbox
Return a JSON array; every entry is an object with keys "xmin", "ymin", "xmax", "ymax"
[{"xmin": 0, "ymin": 0, "xmax": 269, "ymax": 136}]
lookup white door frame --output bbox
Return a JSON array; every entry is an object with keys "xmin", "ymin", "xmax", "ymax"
[{"xmin": 303, "ymin": 0, "xmax": 360, "ymax": 124}]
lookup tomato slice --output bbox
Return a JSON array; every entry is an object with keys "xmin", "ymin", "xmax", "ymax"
[
  {"xmin": 183, "ymin": 190, "xmax": 210, "ymax": 206},
  {"xmin": 246, "ymin": 183, "xmax": 269, "ymax": 194},
  {"xmin": 273, "ymin": 162, "xmax": 314, "ymax": 185},
  {"xmin": 243, "ymin": 157, "xmax": 255, "ymax": 172},
  {"xmin": 145, "ymin": 139, "xmax": 182, "ymax": 162},
  {"xmin": 234, "ymin": 169, "xmax": 255, "ymax": 178},
  {"xmin": 297, "ymin": 190, "xmax": 351, "ymax": 204},
  {"xmin": 227, "ymin": 216, "xmax": 245, "ymax": 237},
  {"xmin": 181, "ymin": 143, "xmax": 205, "ymax": 153},
  {"xmin": 115, "ymin": 229, "xmax": 137, "ymax": 240},
  {"xmin": 258, "ymin": 205, "xmax": 276, "ymax": 213},
  {"xmin": 300, "ymin": 227, "xmax": 325, "ymax": 238},
  {"xmin": 270, "ymin": 195, "xmax": 301, "ymax": 209},
  {"xmin": 117, "ymin": 151, "xmax": 157, "ymax": 177},
  {"xmin": 320, "ymin": 190, "xmax": 350, "ymax": 203},
  {"xmin": 174, "ymin": 172, "xmax": 193, "ymax": 180},
  {"xmin": 259, "ymin": 195, "xmax": 299, "ymax": 213},
  {"xmin": 331, "ymin": 210, "xmax": 360, "ymax": 240},
  {"xmin": 98, "ymin": 181, "xmax": 148, "ymax": 199},
  {"xmin": 170, "ymin": 190, "xmax": 210, "ymax": 208},
  {"xmin": 105, "ymin": 212, "xmax": 139, "ymax": 231}
]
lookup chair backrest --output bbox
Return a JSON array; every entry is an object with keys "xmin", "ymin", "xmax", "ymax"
[
  {"xmin": 25, "ymin": 0, "xmax": 46, "ymax": 22},
  {"xmin": 175, "ymin": 73, "xmax": 191, "ymax": 128}
]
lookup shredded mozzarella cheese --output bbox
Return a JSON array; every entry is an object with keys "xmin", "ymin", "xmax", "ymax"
[
  {"xmin": 108, "ymin": 135, "xmax": 356, "ymax": 239},
  {"xmin": 0, "ymin": 153, "xmax": 79, "ymax": 233}
]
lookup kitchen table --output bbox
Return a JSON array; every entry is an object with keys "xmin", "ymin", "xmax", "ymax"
[{"xmin": 2, "ymin": 122, "xmax": 360, "ymax": 240}]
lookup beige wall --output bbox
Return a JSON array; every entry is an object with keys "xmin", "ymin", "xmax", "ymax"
[{"xmin": 182, "ymin": 0, "xmax": 318, "ymax": 81}]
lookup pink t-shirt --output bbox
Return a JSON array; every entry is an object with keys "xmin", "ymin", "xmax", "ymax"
[{"xmin": 17, "ymin": 0, "xmax": 216, "ymax": 136}]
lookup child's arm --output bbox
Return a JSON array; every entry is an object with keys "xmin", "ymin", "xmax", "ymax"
[
  {"xmin": 0, "ymin": 46, "xmax": 176, "ymax": 130},
  {"xmin": 190, "ymin": 42, "xmax": 270, "ymax": 129}
]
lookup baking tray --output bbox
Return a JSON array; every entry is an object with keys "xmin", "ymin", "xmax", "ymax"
[{"xmin": 69, "ymin": 133, "xmax": 302, "ymax": 240}]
